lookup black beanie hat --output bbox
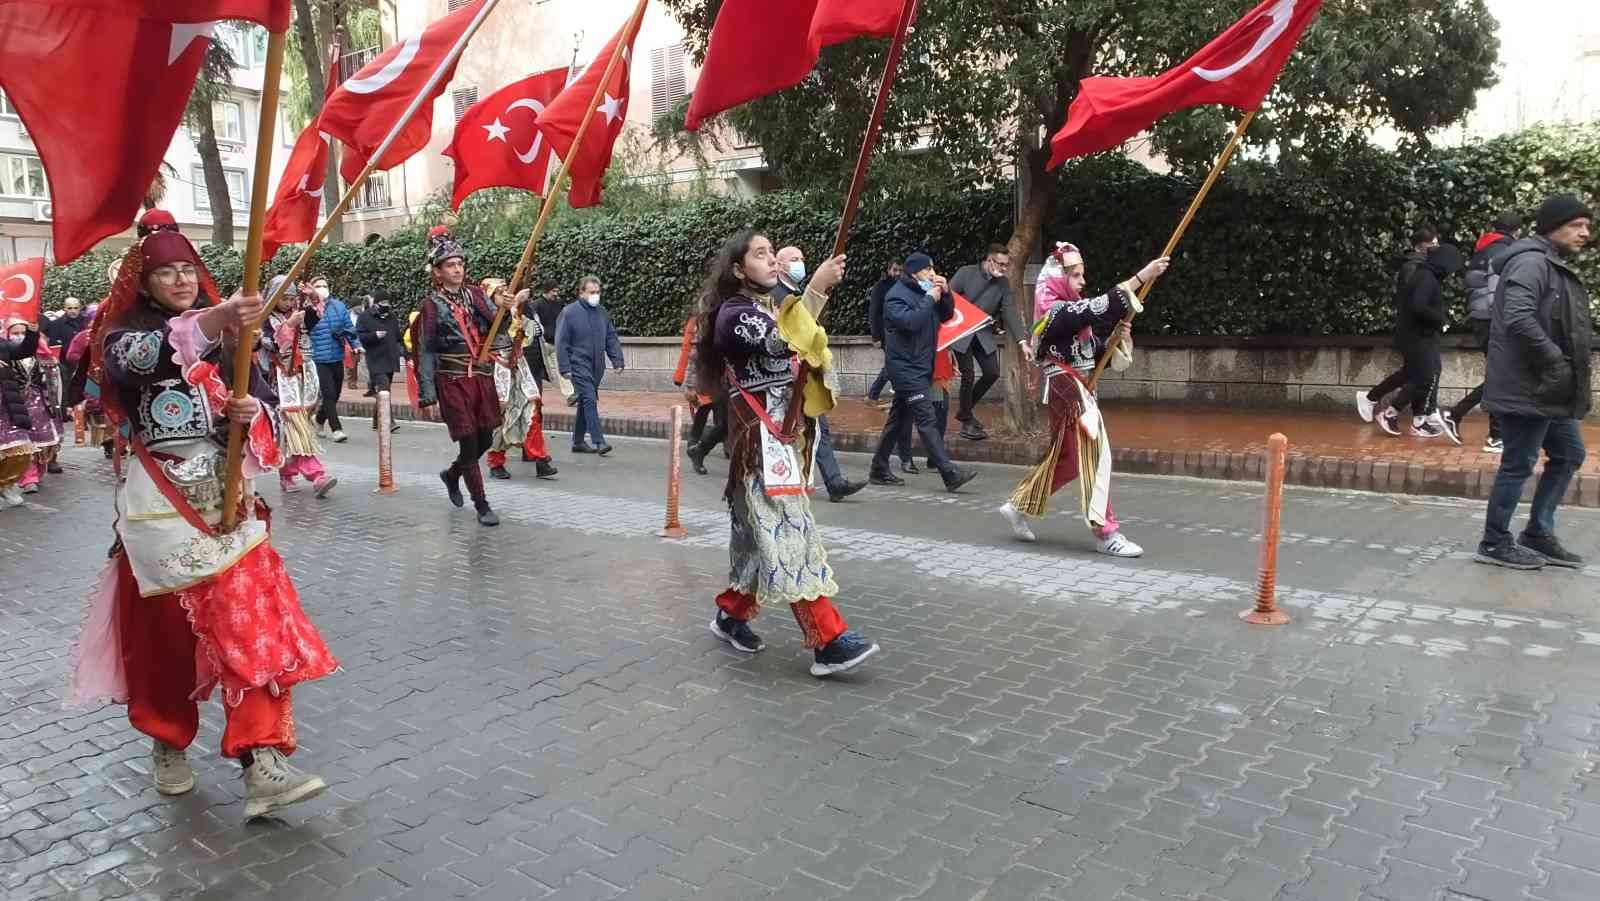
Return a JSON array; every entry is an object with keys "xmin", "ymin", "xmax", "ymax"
[
  {"xmin": 1535, "ymin": 194, "xmax": 1594, "ymax": 235},
  {"xmin": 1489, "ymin": 211, "xmax": 1522, "ymax": 233}
]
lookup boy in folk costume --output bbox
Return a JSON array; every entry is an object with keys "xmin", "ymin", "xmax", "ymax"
[
  {"xmin": 415, "ymin": 231, "xmax": 518, "ymax": 526},
  {"xmin": 483, "ymin": 279, "xmax": 557, "ymax": 481},
  {"xmin": 68, "ymin": 211, "xmax": 337, "ymax": 820},
  {"xmin": 999, "ymin": 243, "xmax": 1169, "ymax": 558},
  {"xmin": 260, "ymin": 276, "xmax": 337, "ymax": 497}
]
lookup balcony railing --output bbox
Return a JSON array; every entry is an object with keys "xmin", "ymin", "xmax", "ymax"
[{"xmin": 339, "ymin": 46, "xmax": 380, "ymax": 83}]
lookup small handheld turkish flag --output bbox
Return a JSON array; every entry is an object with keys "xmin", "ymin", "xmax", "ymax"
[
  {"xmin": 535, "ymin": 0, "xmax": 648, "ymax": 209},
  {"xmin": 445, "ymin": 68, "xmax": 572, "ymax": 210},
  {"xmin": 938, "ymin": 292, "xmax": 992, "ymax": 353},
  {"xmin": 1049, "ymin": 0, "xmax": 1322, "ymax": 168},
  {"xmin": 0, "ymin": 258, "xmax": 46, "ymax": 325}
]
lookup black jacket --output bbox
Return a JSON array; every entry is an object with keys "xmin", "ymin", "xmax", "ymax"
[
  {"xmin": 947, "ymin": 263, "xmax": 1025, "ymax": 355},
  {"xmin": 882, "ymin": 274, "xmax": 954, "ymax": 394},
  {"xmin": 1392, "ymin": 244, "xmax": 1463, "ymax": 348},
  {"xmin": 0, "ymin": 328, "xmax": 38, "ymax": 428},
  {"xmin": 532, "ymin": 297, "xmax": 566, "ymax": 338},
  {"xmin": 868, "ymin": 276, "xmax": 895, "ymax": 343},
  {"xmin": 1484, "ymin": 236, "xmax": 1594, "ymax": 420},
  {"xmin": 356, "ymin": 309, "xmax": 402, "ymax": 377},
  {"xmin": 43, "ymin": 314, "xmax": 86, "ymax": 350}
]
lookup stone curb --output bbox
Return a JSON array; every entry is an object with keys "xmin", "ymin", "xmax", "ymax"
[{"xmin": 339, "ymin": 398, "xmax": 1600, "ymax": 508}]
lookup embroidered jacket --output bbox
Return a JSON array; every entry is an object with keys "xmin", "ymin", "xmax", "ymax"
[
  {"xmin": 715, "ymin": 294, "xmax": 794, "ymax": 393},
  {"xmin": 1035, "ymin": 287, "xmax": 1135, "ymax": 375},
  {"xmin": 416, "ymin": 285, "xmax": 497, "ymax": 401}
]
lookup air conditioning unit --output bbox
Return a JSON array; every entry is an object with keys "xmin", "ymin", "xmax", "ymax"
[{"xmin": 33, "ymin": 201, "xmax": 52, "ymax": 222}]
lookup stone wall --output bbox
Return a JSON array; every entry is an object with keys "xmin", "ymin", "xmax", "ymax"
[{"xmin": 608, "ymin": 333, "xmax": 1600, "ymax": 414}]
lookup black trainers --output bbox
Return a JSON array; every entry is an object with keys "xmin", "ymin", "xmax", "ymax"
[
  {"xmin": 959, "ymin": 424, "xmax": 987, "ymax": 441},
  {"xmin": 687, "ymin": 444, "xmax": 709, "ymax": 475},
  {"xmin": 828, "ymin": 480, "xmax": 866, "ymax": 503},
  {"xmin": 811, "ymin": 632, "xmax": 879, "ymax": 677},
  {"xmin": 869, "ymin": 470, "xmax": 905, "ymax": 487},
  {"xmin": 597, "ymin": 444, "xmax": 614, "ymax": 456},
  {"xmin": 572, "ymin": 443, "xmax": 597, "ymax": 454},
  {"xmin": 709, "ymin": 611, "xmax": 765, "ymax": 653},
  {"xmin": 490, "ymin": 465, "xmax": 511, "ymax": 480},
  {"xmin": 440, "ymin": 469, "xmax": 464, "ymax": 508},
  {"xmin": 1473, "ymin": 540, "xmax": 1546, "ymax": 570},
  {"xmin": 1519, "ymin": 533, "xmax": 1584, "ymax": 569},
  {"xmin": 535, "ymin": 459, "xmax": 559, "ymax": 480},
  {"xmin": 943, "ymin": 467, "xmax": 978, "ymax": 493},
  {"xmin": 900, "ymin": 460, "xmax": 921, "ymax": 475},
  {"xmin": 476, "ymin": 507, "xmax": 500, "ymax": 527}
]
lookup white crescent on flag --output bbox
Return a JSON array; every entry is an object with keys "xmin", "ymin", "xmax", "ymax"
[
  {"xmin": 1, "ymin": 273, "xmax": 37, "ymax": 304},
  {"xmin": 343, "ymin": 33, "xmax": 421, "ymax": 94},
  {"xmin": 1193, "ymin": 0, "xmax": 1295, "ymax": 82},
  {"xmin": 503, "ymin": 98, "xmax": 548, "ymax": 164}
]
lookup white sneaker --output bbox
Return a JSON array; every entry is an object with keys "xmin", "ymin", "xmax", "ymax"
[
  {"xmin": 316, "ymin": 421, "xmax": 330, "ymax": 436},
  {"xmin": 1435, "ymin": 412, "xmax": 1462, "ymax": 446},
  {"xmin": 1355, "ymin": 391, "xmax": 1376, "ymax": 423},
  {"xmin": 0, "ymin": 485, "xmax": 24, "ymax": 508},
  {"xmin": 331, "ymin": 430, "xmax": 348, "ymax": 444},
  {"xmin": 1376, "ymin": 407, "xmax": 1402, "ymax": 436},
  {"xmin": 1482, "ymin": 437, "xmax": 1504, "ymax": 454},
  {"xmin": 152, "ymin": 740, "xmax": 195, "ymax": 796},
  {"xmin": 1097, "ymin": 532, "xmax": 1144, "ymax": 558},
  {"xmin": 1409, "ymin": 416, "xmax": 1444, "ymax": 439},
  {"xmin": 999, "ymin": 502, "xmax": 1036, "ymax": 542},
  {"xmin": 243, "ymin": 748, "xmax": 326, "ymax": 820}
]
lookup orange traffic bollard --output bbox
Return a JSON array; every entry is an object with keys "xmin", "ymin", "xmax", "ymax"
[
  {"xmin": 73, "ymin": 405, "xmax": 86, "ymax": 446},
  {"xmin": 1242, "ymin": 432, "xmax": 1291, "ymax": 626},
  {"xmin": 374, "ymin": 390, "xmax": 397, "ymax": 496},
  {"xmin": 659, "ymin": 404, "xmax": 687, "ymax": 539}
]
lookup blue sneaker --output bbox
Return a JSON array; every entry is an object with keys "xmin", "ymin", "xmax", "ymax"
[
  {"xmin": 811, "ymin": 632, "xmax": 879, "ymax": 677},
  {"xmin": 710, "ymin": 611, "xmax": 765, "ymax": 653}
]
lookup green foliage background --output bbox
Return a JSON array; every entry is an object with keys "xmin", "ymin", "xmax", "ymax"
[{"xmin": 41, "ymin": 124, "xmax": 1598, "ymax": 338}]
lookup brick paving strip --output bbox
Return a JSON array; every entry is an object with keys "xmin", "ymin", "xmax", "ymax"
[{"xmin": 339, "ymin": 385, "xmax": 1600, "ymax": 508}]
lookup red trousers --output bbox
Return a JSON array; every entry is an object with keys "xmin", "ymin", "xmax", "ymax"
[
  {"xmin": 487, "ymin": 401, "xmax": 550, "ymax": 468},
  {"xmin": 716, "ymin": 589, "xmax": 847, "ymax": 649},
  {"xmin": 116, "ymin": 556, "xmax": 296, "ymax": 759}
]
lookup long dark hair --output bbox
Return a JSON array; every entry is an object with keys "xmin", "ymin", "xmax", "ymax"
[{"xmin": 694, "ymin": 228, "xmax": 764, "ymax": 393}]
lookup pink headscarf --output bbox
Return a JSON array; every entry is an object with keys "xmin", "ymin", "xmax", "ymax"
[{"xmin": 1033, "ymin": 242, "xmax": 1085, "ymax": 323}]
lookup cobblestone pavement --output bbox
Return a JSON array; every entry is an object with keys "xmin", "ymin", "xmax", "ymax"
[{"xmin": 4, "ymin": 426, "xmax": 1600, "ymax": 901}]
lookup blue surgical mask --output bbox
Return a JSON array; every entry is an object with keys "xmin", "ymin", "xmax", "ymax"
[
  {"xmin": 918, "ymin": 279, "xmax": 934, "ymax": 294},
  {"xmin": 788, "ymin": 262, "xmax": 806, "ymax": 283}
]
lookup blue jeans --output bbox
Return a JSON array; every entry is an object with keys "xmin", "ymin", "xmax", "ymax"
[
  {"xmin": 815, "ymin": 416, "xmax": 846, "ymax": 492},
  {"xmin": 1481, "ymin": 415, "xmax": 1586, "ymax": 547},
  {"xmin": 570, "ymin": 378, "xmax": 605, "ymax": 449}
]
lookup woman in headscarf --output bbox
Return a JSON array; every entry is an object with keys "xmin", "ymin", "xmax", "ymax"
[
  {"xmin": 67, "ymin": 210, "xmax": 337, "ymax": 821},
  {"xmin": 999, "ymin": 243, "xmax": 1168, "ymax": 558},
  {"xmin": 259, "ymin": 276, "xmax": 337, "ymax": 497}
]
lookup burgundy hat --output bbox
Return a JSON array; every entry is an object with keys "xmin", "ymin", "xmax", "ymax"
[
  {"xmin": 136, "ymin": 209, "xmax": 180, "ymax": 237},
  {"xmin": 140, "ymin": 229, "xmax": 201, "ymax": 274}
]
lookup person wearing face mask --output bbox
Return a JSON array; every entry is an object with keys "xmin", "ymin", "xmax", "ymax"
[
  {"xmin": 696, "ymin": 228, "xmax": 879, "ymax": 676},
  {"xmin": 356, "ymin": 290, "xmax": 403, "ymax": 433},
  {"xmin": 870, "ymin": 253, "xmax": 978, "ymax": 493},
  {"xmin": 305, "ymin": 275, "xmax": 358, "ymax": 443},
  {"xmin": 553, "ymin": 276, "xmax": 625, "ymax": 455},
  {"xmin": 998, "ymin": 243, "xmax": 1168, "ymax": 558},
  {"xmin": 947, "ymin": 244, "xmax": 1031, "ymax": 441},
  {"xmin": 772, "ymin": 246, "xmax": 865, "ymax": 502},
  {"xmin": 67, "ymin": 209, "xmax": 337, "ymax": 821}
]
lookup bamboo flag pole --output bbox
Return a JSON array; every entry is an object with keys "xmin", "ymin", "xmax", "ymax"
[
  {"xmin": 1086, "ymin": 108, "xmax": 1257, "ymax": 393},
  {"xmin": 222, "ymin": 0, "xmax": 504, "ymax": 528},
  {"xmin": 477, "ymin": 0, "xmax": 648, "ymax": 363},
  {"xmin": 828, "ymin": 0, "xmax": 920, "ymax": 261},
  {"xmin": 219, "ymin": 29, "xmax": 288, "ymax": 531}
]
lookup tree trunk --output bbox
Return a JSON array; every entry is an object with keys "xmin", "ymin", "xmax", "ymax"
[
  {"xmin": 196, "ymin": 119, "xmax": 235, "ymax": 247},
  {"xmin": 1000, "ymin": 141, "xmax": 1056, "ymax": 436}
]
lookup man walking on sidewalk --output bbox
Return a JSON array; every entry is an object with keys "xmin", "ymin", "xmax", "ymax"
[
  {"xmin": 1357, "ymin": 227, "xmax": 1438, "ymax": 429},
  {"xmin": 1357, "ymin": 231, "xmax": 1465, "ymax": 443},
  {"xmin": 555, "ymin": 276, "xmax": 625, "ymax": 455},
  {"xmin": 307, "ymin": 275, "xmax": 359, "ymax": 443},
  {"xmin": 870, "ymin": 252, "xmax": 977, "ymax": 493},
  {"xmin": 1448, "ymin": 212, "xmax": 1521, "ymax": 452},
  {"xmin": 949, "ymin": 243, "xmax": 1030, "ymax": 441},
  {"xmin": 1474, "ymin": 194, "xmax": 1592, "ymax": 570},
  {"xmin": 866, "ymin": 259, "xmax": 901, "ymax": 406}
]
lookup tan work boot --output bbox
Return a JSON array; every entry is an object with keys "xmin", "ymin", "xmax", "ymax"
[
  {"xmin": 152, "ymin": 740, "xmax": 195, "ymax": 796},
  {"xmin": 242, "ymin": 748, "xmax": 326, "ymax": 820}
]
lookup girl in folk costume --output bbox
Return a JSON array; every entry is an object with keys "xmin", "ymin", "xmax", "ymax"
[
  {"xmin": 67, "ymin": 260, "xmax": 121, "ymax": 458},
  {"xmin": 0, "ymin": 318, "xmax": 41, "ymax": 508},
  {"xmin": 999, "ymin": 244, "xmax": 1169, "ymax": 558},
  {"xmin": 696, "ymin": 230, "xmax": 879, "ymax": 677},
  {"xmin": 484, "ymin": 280, "xmax": 557, "ymax": 481},
  {"xmin": 259, "ymin": 276, "xmax": 337, "ymax": 497},
  {"xmin": 68, "ymin": 212, "xmax": 337, "ymax": 821},
  {"xmin": 8, "ymin": 317, "xmax": 61, "ymax": 493},
  {"xmin": 415, "ymin": 231, "xmax": 517, "ymax": 526}
]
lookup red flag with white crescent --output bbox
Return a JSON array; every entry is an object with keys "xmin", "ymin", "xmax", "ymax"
[
  {"xmin": 1048, "ymin": 0, "xmax": 1322, "ymax": 168},
  {"xmin": 445, "ymin": 67, "xmax": 571, "ymax": 210},
  {"xmin": 938, "ymin": 292, "xmax": 991, "ymax": 353},
  {"xmin": 0, "ymin": 258, "xmax": 45, "ymax": 325},
  {"xmin": 261, "ymin": 49, "xmax": 342, "ymax": 262}
]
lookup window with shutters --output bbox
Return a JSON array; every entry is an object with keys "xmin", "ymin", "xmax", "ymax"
[
  {"xmin": 452, "ymin": 86, "xmax": 479, "ymax": 122},
  {"xmin": 651, "ymin": 44, "xmax": 687, "ymax": 121}
]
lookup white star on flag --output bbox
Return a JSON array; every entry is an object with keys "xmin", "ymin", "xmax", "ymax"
[
  {"xmin": 599, "ymin": 94, "xmax": 623, "ymax": 125},
  {"xmin": 483, "ymin": 118, "xmax": 511, "ymax": 143}
]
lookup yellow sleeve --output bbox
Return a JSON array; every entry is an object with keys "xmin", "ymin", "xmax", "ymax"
[{"xmin": 776, "ymin": 293, "xmax": 835, "ymax": 418}]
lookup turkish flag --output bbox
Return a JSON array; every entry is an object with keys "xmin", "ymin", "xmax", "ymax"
[
  {"xmin": 684, "ymin": 0, "xmax": 907, "ymax": 131},
  {"xmin": 445, "ymin": 67, "xmax": 571, "ymax": 210},
  {"xmin": 319, "ymin": 0, "xmax": 488, "ymax": 186},
  {"xmin": 1049, "ymin": 0, "xmax": 1322, "ymax": 168},
  {"xmin": 937, "ymin": 292, "xmax": 992, "ymax": 353},
  {"xmin": 0, "ymin": 2, "xmax": 290, "ymax": 264},
  {"xmin": 535, "ymin": 0, "xmax": 646, "ymax": 209},
  {"xmin": 0, "ymin": 258, "xmax": 45, "ymax": 325},
  {"xmin": 261, "ymin": 50, "xmax": 342, "ymax": 261}
]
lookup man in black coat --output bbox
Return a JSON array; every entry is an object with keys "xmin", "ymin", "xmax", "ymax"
[
  {"xmin": 869, "ymin": 253, "xmax": 977, "ymax": 493},
  {"xmin": 1360, "ymin": 228, "xmax": 1466, "ymax": 443},
  {"xmin": 356, "ymin": 291, "xmax": 403, "ymax": 431},
  {"xmin": 1358, "ymin": 226, "xmax": 1439, "ymax": 427},
  {"xmin": 1448, "ymin": 212, "xmax": 1522, "ymax": 451},
  {"xmin": 44, "ymin": 297, "xmax": 86, "ymax": 419},
  {"xmin": 948, "ymin": 243, "xmax": 1029, "ymax": 440},
  {"xmin": 866, "ymin": 259, "xmax": 901, "ymax": 403},
  {"xmin": 1475, "ymin": 193, "xmax": 1593, "ymax": 571}
]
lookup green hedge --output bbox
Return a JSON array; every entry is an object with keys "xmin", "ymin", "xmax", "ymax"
[{"xmin": 41, "ymin": 124, "xmax": 1599, "ymax": 338}]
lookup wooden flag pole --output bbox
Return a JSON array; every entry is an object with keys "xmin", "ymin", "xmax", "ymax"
[
  {"xmin": 477, "ymin": 0, "xmax": 647, "ymax": 363},
  {"xmin": 223, "ymin": 0, "xmax": 504, "ymax": 528},
  {"xmin": 219, "ymin": 29, "xmax": 288, "ymax": 531},
  {"xmin": 829, "ymin": 0, "xmax": 920, "ymax": 261},
  {"xmin": 1086, "ymin": 108, "xmax": 1256, "ymax": 392}
]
